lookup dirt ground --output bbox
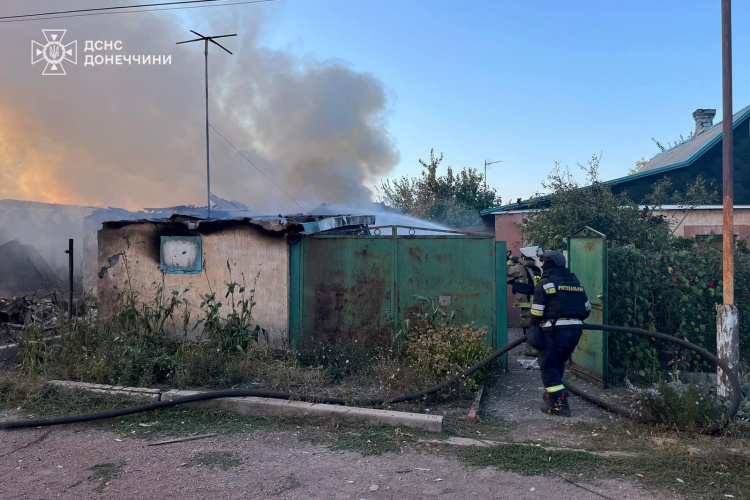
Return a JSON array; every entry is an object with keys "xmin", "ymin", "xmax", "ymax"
[
  {"xmin": 1, "ymin": 328, "xmax": 732, "ymax": 499},
  {"xmin": 484, "ymin": 328, "xmax": 631, "ymax": 446},
  {"xmin": 0, "ymin": 426, "xmax": 660, "ymax": 500}
]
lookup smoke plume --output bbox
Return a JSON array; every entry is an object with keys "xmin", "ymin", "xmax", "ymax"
[{"xmin": 0, "ymin": 1, "xmax": 399, "ymax": 213}]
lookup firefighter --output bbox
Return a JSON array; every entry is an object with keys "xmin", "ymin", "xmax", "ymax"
[
  {"xmin": 506, "ymin": 256, "xmax": 540, "ymax": 331},
  {"xmin": 529, "ymin": 250, "xmax": 591, "ymax": 417},
  {"xmin": 524, "ymin": 255, "xmax": 542, "ymax": 286}
]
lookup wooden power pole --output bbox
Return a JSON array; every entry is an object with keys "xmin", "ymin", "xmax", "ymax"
[{"xmin": 717, "ymin": 0, "xmax": 739, "ymax": 398}]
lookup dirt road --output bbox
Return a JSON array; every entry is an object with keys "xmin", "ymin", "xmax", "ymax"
[{"xmin": 0, "ymin": 425, "xmax": 657, "ymax": 500}]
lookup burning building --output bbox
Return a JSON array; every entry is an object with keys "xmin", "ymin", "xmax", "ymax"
[{"xmin": 96, "ymin": 213, "xmax": 374, "ymax": 347}]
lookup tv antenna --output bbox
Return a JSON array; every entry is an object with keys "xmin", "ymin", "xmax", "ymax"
[
  {"xmin": 484, "ymin": 158, "xmax": 502, "ymax": 193},
  {"xmin": 176, "ymin": 30, "xmax": 236, "ymax": 219}
]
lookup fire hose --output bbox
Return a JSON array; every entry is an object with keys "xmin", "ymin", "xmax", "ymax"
[{"xmin": 0, "ymin": 324, "xmax": 742, "ymax": 431}]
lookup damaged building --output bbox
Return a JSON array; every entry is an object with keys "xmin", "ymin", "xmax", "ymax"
[
  {"xmin": 96, "ymin": 213, "xmax": 375, "ymax": 347},
  {"xmin": 97, "ymin": 212, "xmax": 506, "ymax": 351}
]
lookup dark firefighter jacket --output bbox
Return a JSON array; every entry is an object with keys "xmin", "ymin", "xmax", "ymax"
[{"xmin": 530, "ymin": 266, "xmax": 591, "ymax": 328}]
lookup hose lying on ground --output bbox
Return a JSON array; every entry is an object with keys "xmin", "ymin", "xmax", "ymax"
[
  {"xmin": 565, "ymin": 324, "xmax": 742, "ymax": 434},
  {"xmin": 0, "ymin": 337, "xmax": 528, "ymax": 430},
  {"xmin": 0, "ymin": 325, "xmax": 741, "ymax": 431}
]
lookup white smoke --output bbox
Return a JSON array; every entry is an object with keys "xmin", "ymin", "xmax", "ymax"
[{"xmin": 0, "ymin": 1, "xmax": 400, "ymax": 213}]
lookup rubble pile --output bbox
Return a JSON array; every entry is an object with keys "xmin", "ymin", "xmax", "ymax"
[{"xmin": 0, "ymin": 295, "xmax": 62, "ymax": 344}]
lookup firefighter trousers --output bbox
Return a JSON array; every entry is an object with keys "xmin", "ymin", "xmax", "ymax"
[{"xmin": 537, "ymin": 326, "xmax": 583, "ymax": 397}]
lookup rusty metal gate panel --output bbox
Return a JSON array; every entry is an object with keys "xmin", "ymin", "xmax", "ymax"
[
  {"xmin": 292, "ymin": 235, "xmax": 393, "ymax": 345},
  {"xmin": 567, "ymin": 228, "xmax": 608, "ymax": 386},
  {"xmin": 396, "ymin": 236, "xmax": 500, "ymax": 348},
  {"xmin": 289, "ymin": 228, "xmax": 506, "ymax": 351}
]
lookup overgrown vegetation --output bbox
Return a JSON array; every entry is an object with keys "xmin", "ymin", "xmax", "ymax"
[
  {"xmin": 401, "ymin": 296, "xmax": 493, "ymax": 389},
  {"xmin": 519, "ymin": 156, "xmax": 750, "ymax": 383},
  {"xmin": 378, "ymin": 149, "xmax": 501, "ymax": 227},
  {"xmin": 14, "ymin": 266, "xmax": 494, "ymax": 405},
  {"xmin": 523, "ymin": 154, "xmax": 715, "ymax": 252},
  {"xmin": 608, "ymin": 244, "xmax": 750, "ymax": 381},
  {"xmin": 459, "ymin": 441, "xmax": 750, "ymax": 500},
  {"xmin": 628, "ymin": 374, "xmax": 726, "ymax": 429}
]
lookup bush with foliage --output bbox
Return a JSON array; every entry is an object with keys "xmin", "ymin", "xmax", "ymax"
[
  {"xmin": 517, "ymin": 155, "xmax": 750, "ymax": 382},
  {"xmin": 607, "ymin": 243, "xmax": 750, "ymax": 381},
  {"xmin": 401, "ymin": 296, "xmax": 494, "ymax": 388},
  {"xmin": 17, "ymin": 282, "xmax": 494, "ymax": 404},
  {"xmin": 523, "ymin": 155, "xmax": 715, "ymax": 253},
  {"xmin": 628, "ymin": 373, "xmax": 726, "ymax": 429},
  {"xmin": 378, "ymin": 149, "xmax": 500, "ymax": 228}
]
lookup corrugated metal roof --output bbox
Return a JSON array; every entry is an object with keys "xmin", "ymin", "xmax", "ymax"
[
  {"xmin": 101, "ymin": 213, "xmax": 377, "ymax": 235},
  {"xmin": 638, "ymin": 104, "xmax": 750, "ymax": 173},
  {"xmin": 482, "ymin": 105, "xmax": 750, "ymax": 215}
]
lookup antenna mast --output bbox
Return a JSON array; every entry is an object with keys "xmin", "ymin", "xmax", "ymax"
[{"xmin": 177, "ymin": 30, "xmax": 236, "ymax": 219}]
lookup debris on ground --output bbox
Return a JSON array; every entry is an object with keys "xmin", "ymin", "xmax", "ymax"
[{"xmin": 517, "ymin": 357, "xmax": 540, "ymax": 370}]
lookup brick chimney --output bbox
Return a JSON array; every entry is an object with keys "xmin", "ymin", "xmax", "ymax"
[{"xmin": 692, "ymin": 108, "xmax": 716, "ymax": 136}]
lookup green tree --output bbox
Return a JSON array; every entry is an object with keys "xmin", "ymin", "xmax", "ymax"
[
  {"xmin": 378, "ymin": 149, "xmax": 501, "ymax": 227},
  {"xmin": 522, "ymin": 154, "xmax": 715, "ymax": 251}
]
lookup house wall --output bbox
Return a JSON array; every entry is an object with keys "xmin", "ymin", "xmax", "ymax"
[
  {"xmin": 97, "ymin": 222, "xmax": 290, "ymax": 347},
  {"xmin": 494, "ymin": 212, "xmax": 526, "ymax": 327},
  {"xmin": 655, "ymin": 208, "xmax": 750, "ymax": 242}
]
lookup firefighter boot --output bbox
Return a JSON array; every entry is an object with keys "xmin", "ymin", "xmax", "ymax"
[{"xmin": 540, "ymin": 391, "xmax": 571, "ymax": 417}]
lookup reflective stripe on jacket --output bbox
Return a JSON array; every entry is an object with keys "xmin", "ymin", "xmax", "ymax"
[{"xmin": 530, "ymin": 266, "xmax": 591, "ymax": 326}]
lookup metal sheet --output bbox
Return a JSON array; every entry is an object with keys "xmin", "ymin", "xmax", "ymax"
[
  {"xmin": 567, "ymin": 230, "xmax": 608, "ymax": 386},
  {"xmin": 396, "ymin": 237, "xmax": 497, "ymax": 347},
  {"xmin": 291, "ymin": 229, "xmax": 505, "ymax": 351},
  {"xmin": 299, "ymin": 236, "xmax": 393, "ymax": 345}
]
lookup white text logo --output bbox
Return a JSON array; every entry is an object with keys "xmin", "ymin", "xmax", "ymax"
[{"xmin": 31, "ymin": 29, "xmax": 77, "ymax": 76}]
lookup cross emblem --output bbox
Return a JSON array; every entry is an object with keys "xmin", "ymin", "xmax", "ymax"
[{"xmin": 31, "ymin": 29, "xmax": 77, "ymax": 76}]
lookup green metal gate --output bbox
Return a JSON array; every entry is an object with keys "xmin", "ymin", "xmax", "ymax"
[
  {"xmin": 567, "ymin": 227, "xmax": 608, "ymax": 386},
  {"xmin": 289, "ymin": 227, "xmax": 506, "ymax": 351}
]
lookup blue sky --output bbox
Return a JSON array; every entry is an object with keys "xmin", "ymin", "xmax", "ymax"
[{"xmin": 258, "ymin": 0, "xmax": 750, "ymax": 205}]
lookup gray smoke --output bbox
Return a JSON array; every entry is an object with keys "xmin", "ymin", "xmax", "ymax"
[{"xmin": 0, "ymin": 1, "xmax": 399, "ymax": 213}]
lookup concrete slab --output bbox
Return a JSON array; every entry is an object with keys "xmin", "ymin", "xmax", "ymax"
[
  {"xmin": 54, "ymin": 384, "xmax": 443, "ymax": 432},
  {"xmin": 48, "ymin": 380, "xmax": 160, "ymax": 401},
  {"xmin": 0, "ymin": 343, "xmax": 18, "ymax": 364},
  {"xmin": 161, "ymin": 389, "xmax": 442, "ymax": 432},
  {"xmin": 0, "ymin": 336, "xmax": 60, "ymax": 365}
]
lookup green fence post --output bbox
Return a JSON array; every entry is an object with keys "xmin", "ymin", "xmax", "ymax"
[
  {"xmin": 495, "ymin": 240, "xmax": 508, "ymax": 356},
  {"xmin": 288, "ymin": 238, "xmax": 302, "ymax": 348},
  {"xmin": 390, "ymin": 226, "xmax": 398, "ymax": 339}
]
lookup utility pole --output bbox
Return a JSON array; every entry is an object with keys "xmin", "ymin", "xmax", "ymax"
[
  {"xmin": 176, "ymin": 30, "xmax": 236, "ymax": 219},
  {"xmin": 484, "ymin": 159, "xmax": 502, "ymax": 193},
  {"xmin": 717, "ymin": 0, "xmax": 738, "ymax": 398}
]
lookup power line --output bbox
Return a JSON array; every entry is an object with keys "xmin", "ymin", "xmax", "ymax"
[
  {"xmin": 0, "ymin": 0, "xmax": 277, "ymax": 24},
  {"xmin": 208, "ymin": 123, "xmax": 310, "ymax": 214},
  {"xmin": 3, "ymin": 0, "xmax": 232, "ymax": 20}
]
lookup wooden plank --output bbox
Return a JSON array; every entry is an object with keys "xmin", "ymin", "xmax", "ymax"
[{"xmin": 147, "ymin": 434, "xmax": 218, "ymax": 447}]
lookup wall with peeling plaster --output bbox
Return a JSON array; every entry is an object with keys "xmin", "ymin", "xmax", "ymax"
[{"xmin": 97, "ymin": 222, "xmax": 289, "ymax": 346}]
